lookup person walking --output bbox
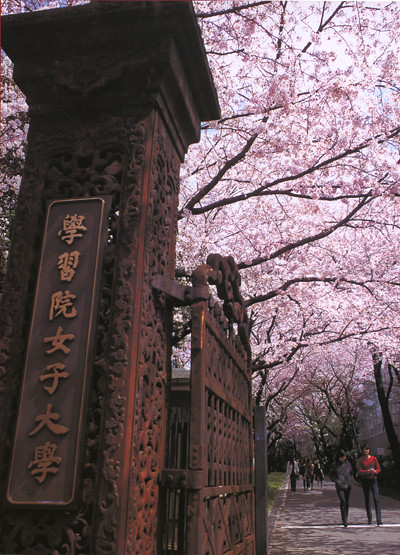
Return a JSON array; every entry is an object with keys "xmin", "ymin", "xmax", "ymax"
[
  {"xmin": 305, "ymin": 458, "xmax": 314, "ymax": 490},
  {"xmin": 286, "ymin": 457, "xmax": 299, "ymax": 492},
  {"xmin": 329, "ymin": 449, "xmax": 353, "ymax": 527},
  {"xmin": 314, "ymin": 458, "xmax": 324, "ymax": 489},
  {"xmin": 357, "ymin": 445, "xmax": 382, "ymax": 525},
  {"xmin": 299, "ymin": 458, "xmax": 306, "ymax": 491}
]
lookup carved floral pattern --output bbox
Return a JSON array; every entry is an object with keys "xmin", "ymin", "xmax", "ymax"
[
  {"xmin": 53, "ymin": 53, "xmax": 129, "ymax": 96},
  {"xmin": 0, "ymin": 106, "xmax": 179, "ymax": 554},
  {"xmin": 125, "ymin": 124, "xmax": 180, "ymax": 553}
]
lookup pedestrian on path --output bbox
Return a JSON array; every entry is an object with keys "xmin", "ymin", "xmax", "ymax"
[
  {"xmin": 357, "ymin": 445, "xmax": 383, "ymax": 525},
  {"xmin": 314, "ymin": 458, "xmax": 324, "ymax": 489},
  {"xmin": 286, "ymin": 457, "xmax": 299, "ymax": 492},
  {"xmin": 305, "ymin": 458, "xmax": 314, "ymax": 490},
  {"xmin": 329, "ymin": 449, "xmax": 354, "ymax": 527},
  {"xmin": 299, "ymin": 458, "xmax": 306, "ymax": 491}
]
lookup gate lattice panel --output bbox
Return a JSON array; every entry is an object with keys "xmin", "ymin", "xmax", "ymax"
[{"xmin": 161, "ymin": 254, "xmax": 255, "ymax": 555}]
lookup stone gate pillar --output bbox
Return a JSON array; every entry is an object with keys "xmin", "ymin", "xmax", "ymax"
[{"xmin": 0, "ymin": 2, "xmax": 219, "ymax": 553}]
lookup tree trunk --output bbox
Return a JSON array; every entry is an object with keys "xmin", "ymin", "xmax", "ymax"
[{"xmin": 372, "ymin": 351, "xmax": 400, "ymax": 470}]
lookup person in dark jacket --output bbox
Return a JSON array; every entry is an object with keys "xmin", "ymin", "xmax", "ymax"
[
  {"xmin": 329, "ymin": 449, "xmax": 354, "ymax": 527},
  {"xmin": 299, "ymin": 458, "xmax": 306, "ymax": 491}
]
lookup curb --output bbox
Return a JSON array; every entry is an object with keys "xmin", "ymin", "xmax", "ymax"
[{"xmin": 267, "ymin": 476, "xmax": 289, "ymax": 553}]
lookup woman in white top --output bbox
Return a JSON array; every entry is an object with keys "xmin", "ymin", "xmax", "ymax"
[{"xmin": 286, "ymin": 457, "xmax": 299, "ymax": 492}]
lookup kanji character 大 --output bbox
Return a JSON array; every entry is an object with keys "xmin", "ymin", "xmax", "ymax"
[{"xmin": 29, "ymin": 403, "xmax": 69, "ymax": 436}]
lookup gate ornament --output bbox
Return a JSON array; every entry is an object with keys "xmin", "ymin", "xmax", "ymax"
[{"xmin": 192, "ymin": 253, "xmax": 251, "ymax": 357}]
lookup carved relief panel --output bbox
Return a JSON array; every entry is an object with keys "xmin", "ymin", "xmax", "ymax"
[{"xmin": 0, "ymin": 106, "xmax": 180, "ymax": 554}]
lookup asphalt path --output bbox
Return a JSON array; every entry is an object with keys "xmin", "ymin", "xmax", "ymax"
[{"xmin": 268, "ymin": 477, "xmax": 400, "ymax": 554}]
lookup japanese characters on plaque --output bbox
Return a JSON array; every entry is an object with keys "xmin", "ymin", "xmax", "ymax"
[{"xmin": 7, "ymin": 198, "xmax": 109, "ymax": 506}]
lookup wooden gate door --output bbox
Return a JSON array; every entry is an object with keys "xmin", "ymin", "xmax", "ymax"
[{"xmin": 160, "ymin": 254, "xmax": 255, "ymax": 554}]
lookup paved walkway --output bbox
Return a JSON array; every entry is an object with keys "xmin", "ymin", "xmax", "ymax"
[{"xmin": 268, "ymin": 477, "xmax": 400, "ymax": 554}]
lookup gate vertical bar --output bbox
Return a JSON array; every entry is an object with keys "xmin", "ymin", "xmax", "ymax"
[
  {"xmin": 0, "ymin": 2, "xmax": 219, "ymax": 553},
  {"xmin": 255, "ymin": 405, "xmax": 268, "ymax": 555},
  {"xmin": 187, "ymin": 298, "xmax": 208, "ymax": 554}
]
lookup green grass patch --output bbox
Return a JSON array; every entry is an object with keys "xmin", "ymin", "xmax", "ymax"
[{"xmin": 268, "ymin": 472, "xmax": 286, "ymax": 512}]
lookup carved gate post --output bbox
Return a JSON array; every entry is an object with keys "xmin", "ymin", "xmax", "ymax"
[{"xmin": 0, "ymin": 2, "xmax": 219, "ymax": 553}]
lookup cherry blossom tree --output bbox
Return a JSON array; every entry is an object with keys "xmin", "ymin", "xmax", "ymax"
[
  {"xmin": 296, "ymin": 343, "xmax": 367, "ymax": 451},
  {"xmin": 2, "ymin": 1, "xmax": 400, "ymax": 458},
  {"xmin": 0, "ymin": 46, "xmax": 28, "ymax": 288},
  {"xmin": 181, "ymin": 5, "xmax": 399, "ymax": 371},
  {"xmin": 180, "ymin": 0, "xmax": 400, "ymax": 458}
]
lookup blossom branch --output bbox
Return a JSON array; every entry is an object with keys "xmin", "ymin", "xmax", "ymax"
[{"xmin": 239, "ymin": 195, "xmax": 371, "ymax": 270}]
